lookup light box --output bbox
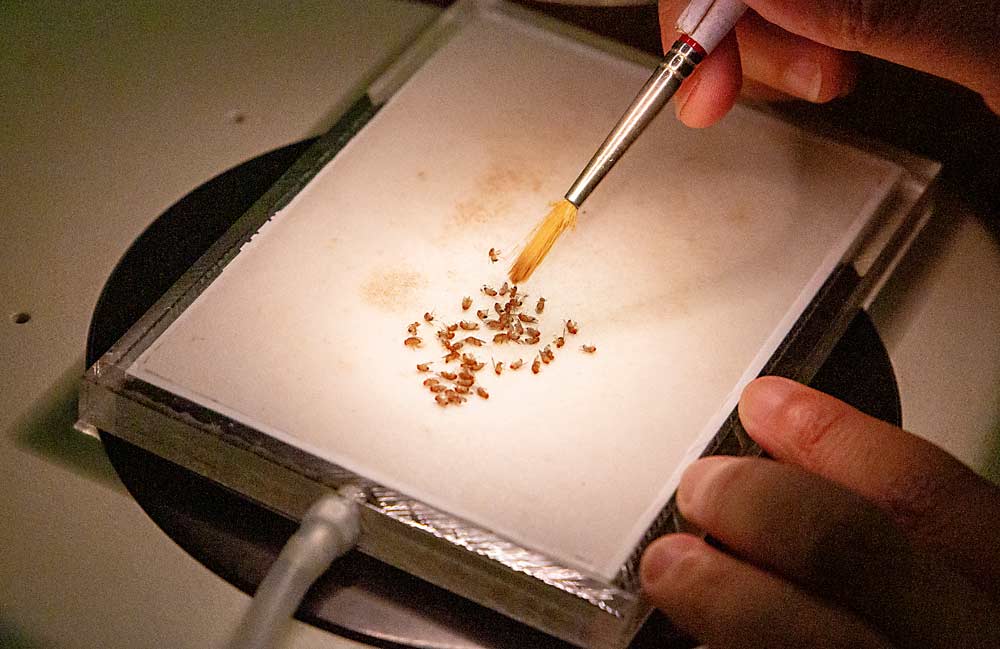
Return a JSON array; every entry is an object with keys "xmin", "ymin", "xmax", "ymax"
[{"xmin": 79, "ymin": 2, "xmax": 939, "ymax": 647}]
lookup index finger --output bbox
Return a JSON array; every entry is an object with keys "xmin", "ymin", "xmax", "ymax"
[{"xmin": 738, "ymin": 376, "xmax": 1000, "ymax": 596}]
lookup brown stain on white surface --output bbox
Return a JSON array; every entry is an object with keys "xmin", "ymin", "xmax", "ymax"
[
  {"xmin": 451, "ymin": 159, "xmax": 546, "ymax": 228},
  {"xmin": 360, "ymin": 267, "xmax": 427, "ymax": 311}
]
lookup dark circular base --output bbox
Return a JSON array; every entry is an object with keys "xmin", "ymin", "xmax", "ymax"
[{"xmin": 87, "ymin": 140, "xmax": 901, "ymax": 649}]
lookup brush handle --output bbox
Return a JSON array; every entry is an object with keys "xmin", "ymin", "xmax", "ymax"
[
  {"xmin": 677, "ymin": 0, "xmax": 747, "ymax": 53},
  {"xmin": 564, "ymin": 0, "xmax": 747, "ymax": 208}
]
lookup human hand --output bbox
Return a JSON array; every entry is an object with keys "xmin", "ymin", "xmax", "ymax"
[
  {"xmin": 640, "ymin": 376, "xmax": 1000, "ymax": 648},
  {"xmin": 658, "ymin": 0, "xmax": 1000, "ymax": 127}
]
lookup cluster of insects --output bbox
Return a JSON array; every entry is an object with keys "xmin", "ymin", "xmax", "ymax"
[{"xmin": 403, "ymin": 249, "xmax": 596, "ymax": 407}]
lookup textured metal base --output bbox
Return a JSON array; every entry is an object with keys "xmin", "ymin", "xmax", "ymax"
[{"xmin": 86, "ymin": 140, "xmax": 901, "ymax": 649}]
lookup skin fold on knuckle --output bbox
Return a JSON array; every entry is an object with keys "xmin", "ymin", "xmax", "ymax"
[
  {"xmin": 873, "ymin": 458, "xmax": 966, "ymax": 539},
  {"xmin": 802, "ymin": 0, "xmax": 999, "ymax": 103},
  {"xmin": 754, "ymin": 0, "xmax": 915, "ymax": 54},
  {"xmin": 832, "ymin": 0, "xmax": 895, "ymax": 51}
]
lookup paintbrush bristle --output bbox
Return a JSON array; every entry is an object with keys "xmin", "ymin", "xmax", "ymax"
[{"xmin": 508, "ymin": 199, "xmax": 578, "ymax": 284}]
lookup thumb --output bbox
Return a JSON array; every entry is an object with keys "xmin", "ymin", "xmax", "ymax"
[
  {"xmin": 739, "ymin": 376, "xmax": 1000, "ymax": 597},
  {"xmin": 744, "ymin": 0, "xmax": 1000, "ymax": 110}
]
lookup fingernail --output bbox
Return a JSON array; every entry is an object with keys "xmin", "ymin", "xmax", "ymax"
[
  {"xmin": 782, "ymin": 58, "xmax": 823, "ymax": 102},
  {"xmin": 641, "ymin": 535, "xmax": 695, "ymax": 586},
  {"xmin": 738, "ymin": 376, "xmax": 798, "ymax": 434},
  {"xmin": 677, "ymin": 456, "xmax": 734, "ymax": 519}
]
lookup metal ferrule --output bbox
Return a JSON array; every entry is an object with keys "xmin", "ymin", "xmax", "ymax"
[{"xmin": 564, "ymin": 39, "xmax": 704, "ymax": 207}]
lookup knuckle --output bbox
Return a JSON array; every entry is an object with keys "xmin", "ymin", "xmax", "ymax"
[
  {"xmin": 832, "ymin": 0, "xmax": 898, "ymax": 51},
  {"xmin": 872, "ymin": 460, "xmax": 963, "ymax": 537}
]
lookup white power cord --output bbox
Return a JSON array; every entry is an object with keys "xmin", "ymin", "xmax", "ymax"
[{"xmin": 227, "ymin": 486, "xmax": 362, "ymax": 649}]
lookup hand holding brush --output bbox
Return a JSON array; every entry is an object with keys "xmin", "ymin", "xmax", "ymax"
[{"xmin": 509, "ymin": 0, "xmax": 747, "ymax": 284}]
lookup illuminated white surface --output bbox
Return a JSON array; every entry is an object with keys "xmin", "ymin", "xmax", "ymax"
[{"xmin": 130, "ymin": 10, "xmax": 898, "ymax": 579}]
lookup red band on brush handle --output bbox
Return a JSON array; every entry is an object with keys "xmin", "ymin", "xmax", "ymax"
[{"xmin": 678, "ymin": 33, "xmax": 707, "ymax": 57}]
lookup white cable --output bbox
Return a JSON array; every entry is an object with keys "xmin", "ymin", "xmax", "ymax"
[{"xmin": 227, "ymin": 486, "xmax": 362, "ymax": 649}]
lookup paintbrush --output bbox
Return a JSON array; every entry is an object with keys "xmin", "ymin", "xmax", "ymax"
[{"xmin": 509, "ymin": 0, "xmax": 747, "ymax": 284}]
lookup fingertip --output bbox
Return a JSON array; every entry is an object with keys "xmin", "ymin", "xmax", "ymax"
[
  {"xmin": 738, "ymin": 376, "xmax": 800, "ymax": 434},
  {"xmin": 640, "ymin": 533, "xmax": 704, "ymax": 594},
  {"xmin": 738, "ymin": 376, "xmax": 836, "ymax": 458},
  {"xmin": 674, "ymin": 30, "xmax": 741, "ymax": 128},
  {"xmin": 739, "ymin": 376, "xmax": 857, "ymax": 464},
  {"xmin": 676, "ymin": 456, "xmax": 741, "ymax": 522},
  {"xmin": 809, "ymin": 47, "xmax": 858, "ymax": 103}
]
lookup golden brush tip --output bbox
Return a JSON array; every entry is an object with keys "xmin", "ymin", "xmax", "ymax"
[{"xmin": 508, "ymin": 199, "xmax": 578, "ymax": 284}]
